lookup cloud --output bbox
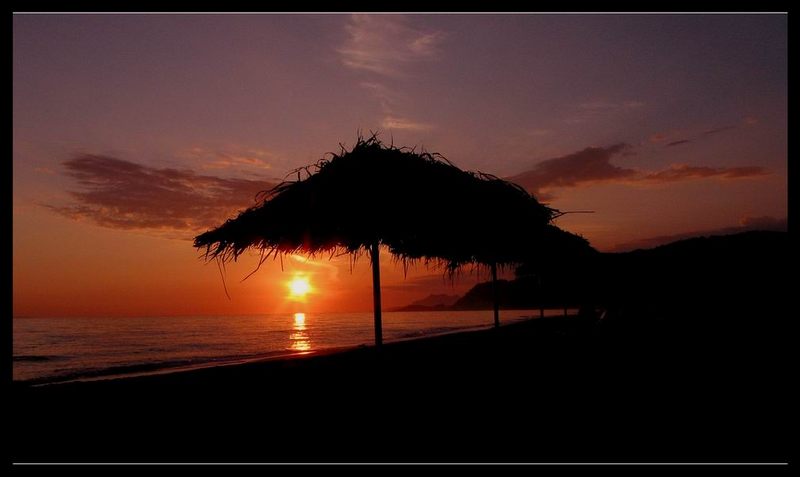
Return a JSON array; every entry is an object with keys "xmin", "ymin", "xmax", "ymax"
[
  {"xmin": 201, "ymin": 153, "xmax": 272, "ymax": 171},
  {"xmin": 506, "ymin": 144, "xmax": 638, "ymax": 197},
  {"xmin": 578, "ymin": 100, "xmax": 644, "ymax": 111},
  {"xmin": 338, "ymin": 14, "xmax": 445, "ymax": 77},
  {"xmin": 611, "ymin": 216, "xmax": 787, "ymax": 252},
  {"xmin": 563, "ymin": 99, "xmax": 645, "ymax": 124},
  {"xmin": 382, "ymin": 116, "xmax": 433, "ymax": 131},
  {"xmin": 180, "ymin": 147, "xmax": 276, "ymax": 175},
  {"xmin": 340, "ymin": 15, "xmax": 444, "ymax": 132},
  {"xmin": 665, "ymin": 139, "xmax": 691, "ymax": 147},
  {"xmin": 529, "ymin": 129, "xmax": 553, "ymax": 137},
  {"xmin": 702, "ymin": 126, "xmax": 737, "ymax": 136},
  {"xmin": 359, "ymin": 81, "xmax": 400, "ymax": 111},
  {"xmin": 47, "ymin": 154, "xmax": 278, "ymax": 236},
  {"xmin": 649, "ymin": 133, "xmax": 669, "ymax": 144},
  {"xmin": 641, "ymin": 164, "xmax": 768, "ymax": 183},
  {"xmin": 506, "ymin": 144, "xmax": 770, "ymax": 200},
  {"xmin": 652, "ymin": 123, "xmax": 739, "ymax": 149},
  {"xmin": 622, "ymin": 100, "xmax": 645, "ymax": 108}
]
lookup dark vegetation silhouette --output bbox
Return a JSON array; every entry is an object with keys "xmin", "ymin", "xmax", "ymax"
[
  {"xmin": 390, "ymin": 293, "xmax": 461, "ymax": 311},
  {"xmin": 398, "ymin": 230, "xmax": 789, "ymax": 344},
  {"xmin": 430, "ymin": 230, "xmax": 788, "ymax": 337},
  {"xmin": 594, "ymin": 230, "xmax": 789, "ymax": 341}
]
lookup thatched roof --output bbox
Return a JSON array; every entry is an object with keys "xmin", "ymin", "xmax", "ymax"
[
  {"xmin": 514, "ymin": 224, "xmax": 598, "ymax": 274},
  {"xmin": 194, "ymin": 134, "xmax": 574, "ymax": 273}
]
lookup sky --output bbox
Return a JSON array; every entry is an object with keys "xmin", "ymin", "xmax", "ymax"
[{"xmin": 13, "ymin": 13, "xmax": 787, "ymax": 317}]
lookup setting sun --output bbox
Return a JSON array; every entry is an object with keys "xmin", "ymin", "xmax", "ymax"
[{"xmin": 288, "ymin": 276, "xmax": 312, "ymax": 299}]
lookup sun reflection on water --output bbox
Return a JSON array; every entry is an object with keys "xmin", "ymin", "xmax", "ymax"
[
  {"xmin": 294, "ymin": 312, "xmax": 306, "ymax": 329},
  {"xmin": 290, "ymin": 312, "xmax": 311, "ymax": 351}
]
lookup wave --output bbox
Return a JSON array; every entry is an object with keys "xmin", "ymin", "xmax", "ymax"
[{"xmin": 19, "ymin": 349, "xmax": 314, "ymax": 387}]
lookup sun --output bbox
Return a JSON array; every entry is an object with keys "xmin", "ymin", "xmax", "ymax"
[{"xmin": 288, "ymin": 276, "xmax": 311, "ymax": 299}]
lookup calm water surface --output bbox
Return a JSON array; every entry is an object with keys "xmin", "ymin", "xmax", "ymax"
[{"xmin": 13, "ymin": 309, "xmax": 572, "ymax": 384}]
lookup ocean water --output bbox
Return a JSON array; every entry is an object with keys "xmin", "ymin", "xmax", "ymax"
[{"xmin": 13, "ymin": 309, "xmax": 573, "ymax": 384}]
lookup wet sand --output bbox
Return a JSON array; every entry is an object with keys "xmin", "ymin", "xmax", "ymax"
[{"xmin": 10, "ymin": 313, "xmax": 789, "ymax": 463}]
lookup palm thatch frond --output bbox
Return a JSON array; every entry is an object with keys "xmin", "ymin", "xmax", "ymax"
[{"xmin": 194, "ymin": 133, "xmax": 570, "ymax": 273}]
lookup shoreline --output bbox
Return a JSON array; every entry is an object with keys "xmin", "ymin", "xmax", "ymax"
[
  {"xmin": 17, "ymin": 312, "xmax": 561, "ymax": 388},
  {"xmin": 18, "ymin": 315, "xmax": 548, "ymax": 390},
  {"xmin": 11, "ymin": 310, "xmax": 789, "ymax": 463}
]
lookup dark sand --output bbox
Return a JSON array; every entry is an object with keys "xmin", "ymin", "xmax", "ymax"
[{"xmin": 11, "ymin": 313, "xmax": 789, "ymax": 463}]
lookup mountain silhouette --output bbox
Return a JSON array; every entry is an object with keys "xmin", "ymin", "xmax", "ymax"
[
  {"xmin": 390, "ymin": 294, "xmax": 461, "ymax": 312},
  {"xmin": 399, "ymin": 231, "xmax": 788, "ymax": 332}
]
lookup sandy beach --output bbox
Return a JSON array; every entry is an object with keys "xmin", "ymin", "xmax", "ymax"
[{"xmin": 11, "ymin": 312, "xmax": 789, "ymax": 463}]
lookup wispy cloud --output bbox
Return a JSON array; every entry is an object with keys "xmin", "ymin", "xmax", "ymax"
[
  {"xmin": 201, "ymin": 153, "xmax": 272, "ymax": 171},
  {"xmin": 701, "ymin": 125, "xmax": 737, "ymax": 136},
  {"xmin": 578, "ymin": 100, "xmax": 644, "ymax": 111},
  {"xmin": 649, "ymin": 133, "xmax": 670, "ymax": 144},
  {"xmin": 666, "ymin": 139, "xmax": 692, "ymax": 147},
  {"xmin": 563, "ymin": 99, "xmax": 645, "ymax": 124},
  {"xmin": 506, "ymin": 144, "xmax": 769, "ymax": 200},
  {"xmin": 338, "ymin": 14, "xmax": 445, "ymax": 78},
  {"xmin": 529, "ymin": 129, "xmax": 554, "ymax": 137},
  {"xmin": 359, "ymin": 81, "xmax": 400, "ymax": 111},
  {"xmin": 339, "ymin": 15, "xmax": 444, "ymax": 132},
  {"xmin": 47, "ymin": 154, "xmax": 278, "ymax": 237},
  {"xmin": 381, "ymin": 116, "xmax": 433, "ymax": 131},
  {"xmin": 650, "ymin": 120, "xmax": 749, "ymax": 149},
  {"xmin": 622, "ymin": 100, "xmax": 646, "ymax": 109},
  {"xmin": 641, "ymin": 164, "xmax": 768, "ymax": 183},
  {"xmin": 181, "ymin": 147, "xmax": 276, "ymax": 175}
]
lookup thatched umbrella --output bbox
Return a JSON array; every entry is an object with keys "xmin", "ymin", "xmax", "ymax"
[
  {"xmin": 195, "ymin": 134, "xmax": 559, "ymax": 346},
  {"xmin": 513, "ymin": 222, "xmax": 598, "ymax": 317}
]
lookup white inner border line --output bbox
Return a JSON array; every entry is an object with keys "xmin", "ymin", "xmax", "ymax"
[
  {"xmin": 12, "ymin": 462, "xmax": 792, "ymax": 466},
  {"xmin": 11, "ymin": 12, "xmax": 791, "ymax": 15}
]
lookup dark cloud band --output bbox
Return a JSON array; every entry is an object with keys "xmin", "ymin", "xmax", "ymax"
[
  {"xmin": 506, "ymin": 144, "xmax": 768, "ymax": 200},
  {"xmin": 48, "ymin": 155, "xmax": 278, "ymax": 235}
]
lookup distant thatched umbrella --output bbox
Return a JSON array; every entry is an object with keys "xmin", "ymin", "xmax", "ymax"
[
  {"xmin": 514, "ymin": 222, "xmax": 598, "ymax": 317},
  {"xmin": 195, "ymin": 134, "xmax": 561, "ymax": 345},
  {"xmin": 522, "ymin": 221, "xmax": 597, "ymax": 268}
]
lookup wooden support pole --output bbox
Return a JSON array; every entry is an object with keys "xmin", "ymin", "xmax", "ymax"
[
  {"xmin": 371, "ymin": 241, "xmax": 383, "ymax": 347},
  {"xmin": 491, "ymin": 262, "xmax": 500, "ymax": 328}
]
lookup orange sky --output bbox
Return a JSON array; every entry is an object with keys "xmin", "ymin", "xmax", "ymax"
[
  {"xmin": 13, "ymin": 204, "xmax": 501, "ymax": 317},
  {"xmin": 13, "ymin": 14, "xmax": 787, "ymax": 317}
]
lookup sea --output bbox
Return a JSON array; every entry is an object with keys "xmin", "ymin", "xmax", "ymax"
[{"xmin": 13, "ymin": 309, "xmax": 574, "ymax": 385}]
